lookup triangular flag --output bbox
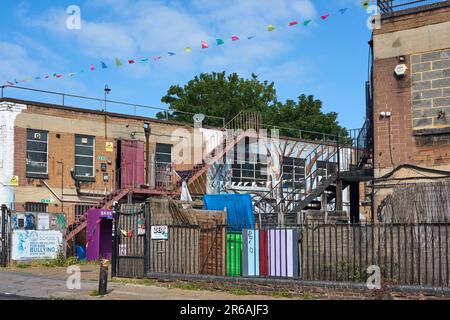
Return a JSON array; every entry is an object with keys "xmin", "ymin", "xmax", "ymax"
[
  {"xmin": 14, "ymin": 79, "xmax": 19, "ymax": 84},
  {"xmin": 321, "ymin": 13, "xmax": 330, "ymax": 20},
  {"xmin": 231, "ymin": 35, "xmax": 239, "ymax": 41},
  {"xmin": 216, "ymin": 38, "xmax": 224, "ymax": 46},
  {"xmin": 127, "ymin": 230, "xmax": 134, "ymax": 238},
  {"xmin": 115, "ymin": 57, "xmax": 123, "ymax": 67},
  {"xmin": 101, "ymin": 61, "xmax": 108, "ymax": 69},
  {"xmin": 56, "ymin": 74, "xmax": 63, "ymax": 78},
  {"xmin": 185, "ymin": 47, "xmax": 192, "ymax": 53},
  {"xmin": 247, "ymin": 35, "xmax": 256, "ymax": 40},
  {"xmin": 168, "ymin": 52, "xmax": 176, "ymax": 56},
  {"xmin": 128, "ymin": 59, "xmax": 135, "ymax": 64},
  {"xmin": 140, "ymin": 58, "xmax": 149, "ymax": 62},
  {"xmin": 267, "ymin": 25, "xmax": 276, "ymax": 32},
  {"xmin": 121, "ymin": 229, "xmax": 127, "ymax": 237},
  {"xmin": 34, "ymin": 77, "xmax": 41, "ymax": 80},
  {"xmin": 6, "ymin": 81, "xmax": 14, "ymax": 85},
  {"xmin": 362, "ymin": 1, "xmax": 369, "ymax": 10},
  {"xmin": 303, "ymin": 19, "xmax": 311, "ymax": 26},
  {"xmin": 44, "ymin": 75, "xmax": 50, "ymax": 79},
  {"xmin": 153, "ymin": 56, "xmax": 162, "ymax": 60},
  {"xmin": 339, "ymin": 8, "xmax": 348, "ymax": 15},
  {"xmin": 201, "ymin": 40, "xmax": 209, "ymax": 49},
  {"xmin": 90, "ymin": 64, "xmax": 96, "ymax": 71},
  {"xmin": 68, "ymin": 73, "xmax": 76, "ymax": 77},
  {"xmin": 289, "ymin": 21, "xmax": 298, "ymax": 26}
]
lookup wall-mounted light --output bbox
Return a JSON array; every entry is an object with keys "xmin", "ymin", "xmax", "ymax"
[{"xmin": 380, "ymin": 112, "xmax": 391, "ymax": 118}]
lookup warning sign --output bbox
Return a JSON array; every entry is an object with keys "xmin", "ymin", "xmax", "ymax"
[
  {"xmin": 105, "ymin": 142, "xmax": 114, "ymax": 152},
  {"xmin": 10, "ymin": 176, "xmax": 19, "ymax": 186}
]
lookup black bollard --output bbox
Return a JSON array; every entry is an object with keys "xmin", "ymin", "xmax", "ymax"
[{"xmin": 98, "ymin": 259, "xmax": 109, "ymax": 295}]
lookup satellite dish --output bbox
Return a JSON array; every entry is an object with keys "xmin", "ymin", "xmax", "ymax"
[{"xmin": 193, "ymin": 113, "xmax": 205, "ymax": 123}]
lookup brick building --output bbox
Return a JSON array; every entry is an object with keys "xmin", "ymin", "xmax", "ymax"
[{"xmin": 371, "ymin": 0, "xmax": 450, "ymax": 213}]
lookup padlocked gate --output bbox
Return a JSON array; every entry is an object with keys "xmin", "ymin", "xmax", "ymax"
[{"xmin": 112, "ymin": 203, "xmax": 149, "ymax": 278}]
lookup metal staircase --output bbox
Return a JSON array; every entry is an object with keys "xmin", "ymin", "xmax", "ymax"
[{"xmin": 66, "ymin": 188, "xmax": 130, "ymax": 242}]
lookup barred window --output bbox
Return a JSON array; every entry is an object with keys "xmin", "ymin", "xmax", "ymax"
[
  {"xmin": 24, "ymin": 202, "xmax": 48, "ymax": 212},
  {"xmin": 75, "ymin": 135, "xmax": 95, "ymax": 177},
  {"xmin": 26, "ymin": 129, "xmax": 48, "ymax": 177}
]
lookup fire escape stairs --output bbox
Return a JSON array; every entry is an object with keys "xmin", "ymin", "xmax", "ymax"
[{"xmin": 66, "ymin": 188, "xmax": 130, "ymax": 242}]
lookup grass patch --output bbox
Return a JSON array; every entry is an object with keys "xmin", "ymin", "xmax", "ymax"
[
  {"xmin": 171, "ymin": 282, "xmax": 204, "ymax": 291},
  {"xmin": 228, "ymin": 288, "xmax": 254, "ymax": 296},
  {"xmin": 89, "ymin": 289, "xmax": 102, "ymax": 297},
  {"xmin": 301, "ymin": 293, "xmax": 316, "ymax": 300},
  {"xmin": 111, "ymin": 278, "xmax": 156, "ymax": 286},
  {"xmin": 14, "ymin": 263, "xmax": 32, "ymax": 269}
]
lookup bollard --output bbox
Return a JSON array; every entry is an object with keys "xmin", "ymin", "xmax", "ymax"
[{"xmin": 98, "ymin": 259, "xmax": 109, "ymax": 295}]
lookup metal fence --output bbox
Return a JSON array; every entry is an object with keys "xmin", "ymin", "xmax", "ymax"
[
  {"xmin": 112, "ymin": 206, "xmax": 450, "ymax": 287},
  {"xmin": 0, "ymin": 205, "xmax": 10, "ymax": 267},
  {"xmin": 378, "ymin": 0, "xmax": 450, "ymax": 15}
]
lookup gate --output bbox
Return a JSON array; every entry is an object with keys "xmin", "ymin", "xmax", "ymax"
[
  {"xmin": 112, "ymin": 203, "xmax": 149, "ymax": 278},
  {"xmin": 1, "ymin": 205, "xmax": 10, "ymax": 267}
]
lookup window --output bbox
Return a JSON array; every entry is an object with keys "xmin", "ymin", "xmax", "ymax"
[
  {"xmin": 75, "ymin": 135, "xmax": 95, "ymax": 178},
  {"xmin": 26, "ymin": 129, "xmax": 48, "ymax": 177},
  {"xmin": 155, "ymin": 143, "xmax": 172, "ymax": 186},
  {"xmin": 74, "ymin": 204, "xmax": 92, "ymax": 221},
  {"xmin": 24, "ymin": 202, "xmax": 48, "ymax": 212},
  {"xmin": 316, "ymin": 160, "xmax": 338, "ymax": 179},
  {"xmin": 231, "ymin": 138, "xmax": 268, "ymax": 185},
  {"xmin": 282, "ymin": 157, "xmax": 305, "ymax": 189}
]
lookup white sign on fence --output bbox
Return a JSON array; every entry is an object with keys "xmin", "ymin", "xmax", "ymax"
[
  {"xmin": 37, "ymin": 214, "xmax": 50, "ymax": 230},
  {"xmin": 11, "ymin": 230, "xmax": 63, "ymax": 261},
  {"xmin": 151, "ymin": 226, "xmax": 169, "ymax": 240}
]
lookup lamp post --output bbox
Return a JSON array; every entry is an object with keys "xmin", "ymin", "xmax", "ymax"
[{"xmin": 104, "ymin": 85, "xmax": 111, "ymax": 139}]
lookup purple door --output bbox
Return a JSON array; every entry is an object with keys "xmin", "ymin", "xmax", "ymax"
[{"xmin": 120, "ymin": 139, "xmax": 144, "ymax": 189}]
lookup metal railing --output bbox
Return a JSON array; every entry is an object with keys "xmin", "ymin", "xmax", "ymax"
[
  {"xmin": 0, "ymin": 85, "xmax": 226, "ymax": 127},
  {"xmin": 378, "ymin": 0, "xmax": 449, "ymax": 15}
]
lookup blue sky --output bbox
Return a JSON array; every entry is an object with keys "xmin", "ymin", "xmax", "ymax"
[{"xmin": 0, "ymin": 0, "xmax": 373, "ymax": 129}]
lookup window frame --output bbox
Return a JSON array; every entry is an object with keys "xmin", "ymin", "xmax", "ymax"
[
  {"xmin": 282, "ymin": 156, "xmax": 306, "ymax": 189},
  {"xmin": 74, "ymin": 134, "xmax": 95, "ymax": 179},
  {"xmin": 26, "ymin": 129, "xmax": 49, "ymax": 178}
]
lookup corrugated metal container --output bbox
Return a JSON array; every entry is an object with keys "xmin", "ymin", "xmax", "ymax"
[{"xmin": 204, "ymin": 194, "xmax": 254, "ymax": 231}]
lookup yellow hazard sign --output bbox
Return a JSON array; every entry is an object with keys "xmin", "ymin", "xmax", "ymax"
[
  {"xmin": 10, "ymin": 176, "xmax": 19, "ymax": 186},
  {"xmin": 105, "ymin": 142, "xmax": 114, "ymax": 152}
]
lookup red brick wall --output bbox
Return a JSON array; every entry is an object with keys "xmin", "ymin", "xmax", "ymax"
[{"xmin": 373, "ymin": 56, "xmax": 450, "ymax": 171}]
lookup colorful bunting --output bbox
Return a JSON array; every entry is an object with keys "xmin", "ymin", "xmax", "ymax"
[
  {"xmin": 5, "ymin": 7, "xmax": 362, "ymax": 86},
  {"xmin": 115, "ymin": 57, "xmax": 123, "ymax": 67},
  {"xmin": 362, "ymin": 1, "xmax": 369, "ymax": 10}
]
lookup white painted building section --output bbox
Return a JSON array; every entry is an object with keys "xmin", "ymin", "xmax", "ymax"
[{"xmin": 0, "ymin": 102, "xmax": 26, "ymax": 208}]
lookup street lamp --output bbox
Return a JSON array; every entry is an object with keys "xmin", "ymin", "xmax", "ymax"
[{"xmin": 104, "ymin": 85, "xmax": 111, "ymax": 139}]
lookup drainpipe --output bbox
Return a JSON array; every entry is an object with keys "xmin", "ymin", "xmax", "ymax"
[{"xmin": 144, "ymin": 123, "xmax": 151, "ymax": 185}]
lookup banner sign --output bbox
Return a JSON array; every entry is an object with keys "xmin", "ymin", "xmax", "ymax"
[
  {"xmin": 151, "ymin": 226, "xmax": 168, "ymax": 240},
  {"xmin": 11, "ymin": 230, "xmax": 63, "ymax": 261}
]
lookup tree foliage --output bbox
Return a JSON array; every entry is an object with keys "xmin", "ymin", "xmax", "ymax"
[{"xmin": 157, "ymin": 71, "xmax": 347, "ymax": 139}]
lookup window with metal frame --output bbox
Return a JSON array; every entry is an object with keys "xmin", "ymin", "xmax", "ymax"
[
  {"xmin": 74, "ymin": 135, "xmax": 95, "ymax": 178},
  {"xmin": 231, "ymin": 138, "xmax": 268, "ymax": 184},
  {"xmin": 282, "ymin": 157, "xmax": 306, "ymax": 189},
  {"xmin": 74, "ymin": 204, "xmax": 92, "ymax": 221},
  {"xmin": 26, "ymin": 129, "xmax": 49, "ymax": 177},
  {"xmin": 316, "ymin": 160, "xmax": 338, "ymax": 179},
  {"xmin": 24, "ymin": 202, "xmax": 48, "ymax": 212},
  {"xmin": 155, "ymin": 143, "xmax": 172, "ymax": 185}
]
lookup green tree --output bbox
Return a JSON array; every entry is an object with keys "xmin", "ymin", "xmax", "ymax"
[
  {"xmin": 158, "ymin": 72, "xmax": 347, "ymax": 139},
  {"xmin": 157, "ymin": 72, "xmax": 277, "ymax": 127}
]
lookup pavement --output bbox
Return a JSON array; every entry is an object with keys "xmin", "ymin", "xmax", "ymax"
[{"xmin": 0, "ymin": 265, "xmax": 291, "ymax": 300}]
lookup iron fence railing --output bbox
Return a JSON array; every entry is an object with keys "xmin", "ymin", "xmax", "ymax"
[{"xmin": 378, "ymin": 0, "xmax": 449, "ymax": 15}]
